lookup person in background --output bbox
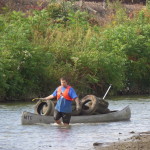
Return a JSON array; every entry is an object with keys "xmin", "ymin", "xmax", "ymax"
[{"xmin": 40, "ymin": 77, "xmax": 81, "ymax": 126}]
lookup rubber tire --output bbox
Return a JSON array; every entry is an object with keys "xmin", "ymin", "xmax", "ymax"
[
  {"xmin": 96, "ymin": 97, "xmax": 109, "ymax": 108},
  {"xmin": 96, "ymin": 105, "xmax": 110, "ymax": 114},
  {"xmin": 49, "ymin": 100, "xmax": 55, "ymax": 116},
  {"xmin": 34, "ymin": 100, "xmax": 53, "ymax": 116},
  {"xmin": 81, "ymin": 95, "xmax": 98, "ymax": 115}
]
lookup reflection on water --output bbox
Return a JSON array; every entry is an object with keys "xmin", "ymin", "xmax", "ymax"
[{"xmin": 0, "ymin": 97, "xmax": 150, "ymax": 150}]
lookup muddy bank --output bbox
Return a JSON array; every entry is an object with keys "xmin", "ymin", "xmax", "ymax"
[{"xmin": 94, "ymin": 131, "xmax": 150, "ymax": 150}]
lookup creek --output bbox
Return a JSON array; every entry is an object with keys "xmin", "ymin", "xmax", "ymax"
[{"xmin": 0, "ymin": 96, "xmax": 150, "ymax": 150}]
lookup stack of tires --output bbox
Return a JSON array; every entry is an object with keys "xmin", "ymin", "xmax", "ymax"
[
  {"xmin": 34, "ymin": 95, "xmax": 110, "ymax": 116},
  {"xmin": 72, "ymin": 95, "xmax": 110, "ymax": 116}
]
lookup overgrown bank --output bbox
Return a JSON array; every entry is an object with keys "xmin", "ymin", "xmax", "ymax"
[{"xmin": 0, "ymin": 1, "xmax": 150, "ymax": 101}]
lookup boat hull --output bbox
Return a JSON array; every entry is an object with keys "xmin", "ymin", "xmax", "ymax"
[{"xmin": 21, "ymin": 106, "xmax": 131, "ymax": 125}]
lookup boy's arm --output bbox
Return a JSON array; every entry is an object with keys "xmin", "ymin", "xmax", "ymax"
[
  {"xmin": 75, "ymin": 97, "xmax": 81, "ymax": 111},
  {"xmin": 44, "ymin": 94, "xmax": 55, "ymax": 100}
]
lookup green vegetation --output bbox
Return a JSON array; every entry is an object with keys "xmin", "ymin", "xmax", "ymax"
[{"xmin": 0, "ymin": 1, "xmax": 150, "ymax": 101}]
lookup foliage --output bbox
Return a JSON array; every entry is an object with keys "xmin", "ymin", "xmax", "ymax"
[{"xmin": 0, "ymin": 1, "xmax": 150, "ymax": 101}]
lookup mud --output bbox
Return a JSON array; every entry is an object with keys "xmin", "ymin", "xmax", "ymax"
[{"xmin": 94, "ymin": 131, "xmax": 150, "ymax": 150}]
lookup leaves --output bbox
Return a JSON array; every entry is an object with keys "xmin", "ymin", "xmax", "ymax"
[{"xmin": 0, "ymin": 2, "xmax": 150, "ymax": 100}]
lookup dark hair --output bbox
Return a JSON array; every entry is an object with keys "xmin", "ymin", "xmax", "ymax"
[{"xmin": 60, "ymin": 77, "xmax": 68, "ymax": 82}]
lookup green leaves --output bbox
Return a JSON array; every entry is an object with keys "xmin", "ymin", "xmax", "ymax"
[{"xmin": 0, "ymin": 2, "xmax": 150, "ymax": 100}]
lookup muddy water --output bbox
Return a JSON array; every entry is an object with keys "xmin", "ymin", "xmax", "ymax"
[{"xmin": 0, "ymin": 97, "xmax": 150, "ymax": 150}]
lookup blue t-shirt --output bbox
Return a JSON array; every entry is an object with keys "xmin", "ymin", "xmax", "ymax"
[{"xmin": 52, "ymin": 86, "xmax": 78, "ymax": 113}]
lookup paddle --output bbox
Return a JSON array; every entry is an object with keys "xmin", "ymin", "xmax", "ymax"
[{"xmin": 102, "ymin": 84, "xmax": 112, "ymax": 100}]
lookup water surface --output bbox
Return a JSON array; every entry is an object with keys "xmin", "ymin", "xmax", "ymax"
[{"xmin": 0, "ymin": 97, "xmax": 150, "ymax": 150}]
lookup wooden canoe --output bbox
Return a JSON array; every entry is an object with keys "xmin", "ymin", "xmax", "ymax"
[{"xmin": 21, "ymin": 106, "xmax": 131, "ymax": 125}]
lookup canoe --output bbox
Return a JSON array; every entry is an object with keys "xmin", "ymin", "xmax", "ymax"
[{"xmin": 21, "ymin": 105, "xmax": 131, "ymax": 125}]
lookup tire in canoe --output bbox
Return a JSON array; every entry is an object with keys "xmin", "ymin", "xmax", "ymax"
[
  {"xmin": 81, "ymin": 95, "xmax": 99, "ymax": 115},
  {"xmin": 34, "ymin": 100, "xmax": 54, "ymax": 116}
]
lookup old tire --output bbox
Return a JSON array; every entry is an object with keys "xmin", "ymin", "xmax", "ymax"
[
  {"xmin": 96, "ymin": 97, "xmax": 109, "ymax": 108},
  {"xmin": 96, "ymin": 97, "xmax": 110, "ymax": 114},
  {"xmin": 96, "ymin": 105, "xmax": 110, "ymax": 114},
  {"xmin": 34, "ymin": 100, "xmax": 53, "ymax": 116},
  {"xmin": 49, "ymin": 100, "xmax": 55, "ymax": 116},
  {"xmin": 81, "ymin": 95, "xmax": 98, "ymax": 115}
]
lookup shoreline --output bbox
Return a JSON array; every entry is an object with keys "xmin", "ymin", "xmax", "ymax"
[
  {"xmin": 0, "ymin": 95, "xmax": 150, "ymax": 102},
  {"xmin": 94, "ymin": 131, "xmax": 150, "ymax": 150}
]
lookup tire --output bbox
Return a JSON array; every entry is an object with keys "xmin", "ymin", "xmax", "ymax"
[
  {"xmin": 49, "ymin": 100, "xmax": 55, "ymax": 116},
  {"xmin": 96, "ymin": 105, "xmax": 110, "ymax": 114},
  {"xmin": 51, "ymin": 100, "xmax": 57, "ymax": 106},
  {"xmin": 34, "ymin": 100, "xmax": 53, "ymax": 116},
  {"xmin": 81, "ymin": 95, "xmax": 98, "ymax": 115},
  {"xmin": 96, "ymin": 97, "xmax": 110, "ymax": 114},
  {"xmin": 96, "ymin": 97, "xmax": 109, "ymax": 108}
]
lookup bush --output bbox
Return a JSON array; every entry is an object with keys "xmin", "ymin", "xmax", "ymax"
[{"xmin": 0, "ymin": 2, "xmax": 150, "ymax": 101}]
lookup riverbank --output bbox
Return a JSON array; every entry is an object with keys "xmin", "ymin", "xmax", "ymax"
[{"xmin": 94, "ymin": 131, "xmax": 150, "ymax": 150}]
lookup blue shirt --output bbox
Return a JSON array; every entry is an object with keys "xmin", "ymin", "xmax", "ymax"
[{"xmin": 52, "ymin": 86, "xmax": 78, "ymax": 113}]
